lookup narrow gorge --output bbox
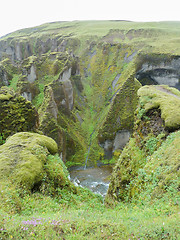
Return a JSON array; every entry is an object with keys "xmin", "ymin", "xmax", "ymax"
[{"xmin": 0, "ymin": 21, "xmax": 179, "ymax": 239}]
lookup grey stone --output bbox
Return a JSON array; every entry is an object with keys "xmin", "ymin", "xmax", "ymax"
[
  {"xmin": 112, "ymin": 73, "xmax": 121, "ymax": 90},
  {"xmin": 27, "ymin": 65, "xmax": 37, "ymax": 83},
  {"xmin": 113, "ymin": 130, "xmax": 130, "ymax": 151},
  {"xmin": 136, "ymin": 56, "xmax": 180, "ymax": 90},
  {"xmin": 21, "ymin": 92, "xmax": 32, "ymax": 102}
]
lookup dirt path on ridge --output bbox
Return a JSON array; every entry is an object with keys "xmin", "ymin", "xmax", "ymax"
[{"xmin": 155, "ymin": 86, "xmax": 180, "ymax": 100}]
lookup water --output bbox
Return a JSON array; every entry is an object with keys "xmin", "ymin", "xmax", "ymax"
[
  {"xmin": 69, "ymin": 166, "xmax": 113, "ymax": 197},
  {"xmin": 84, "ymin": 145, "xmax": 91, "ymax": 169}
]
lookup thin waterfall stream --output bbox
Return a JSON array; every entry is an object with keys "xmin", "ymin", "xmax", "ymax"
[
  {"xmin": 84, "ymin": 129, "xmax": 95, "ymax": 169},
  {"xmin": 70, "ymin": 128, "xmax": 113, "ymax": 197},
  {"xmin": 84, "ymin": 145, "xmax": 91, "ymax": 170}
]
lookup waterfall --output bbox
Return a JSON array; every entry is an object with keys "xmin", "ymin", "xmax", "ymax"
[
  {"xmin": 84, "ymin": 145, "xmax": 91, "ymax": 169},
  {"xmin": 84, "ymin": 130, "xmax": 95, "ymax": 169}
]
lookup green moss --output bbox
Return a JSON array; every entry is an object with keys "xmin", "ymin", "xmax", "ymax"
[
  {"xmin": 42, "ymin": 154, "xmax": 75, "ymax": 195},
  {"xmin": 9, "ymin": 74, "xmax": 20, "ymax": 91},
  {"xmin": 0, "ymin": 93, "xmax": 13, "ymax": 100},
  {"xmin": 32, "ymin": 83, "xmax": 44, "ymax": 108},
  {"xmin": 0, "ymin": 132, "xmax": 58, "ymax": 189},
  {"xmin": 128, "ymin": 131, "xmax": 180, "ymax": 202},
  {"xmin": 0, "ymin": 132, "xmax": 80, "ymax": 214},
  {"xmin": 138, "ymin": 85, "xmax": 180, "ymax": 130},
  {"xmin": 106, "ymin": 86, "xmax": 180, "ymax": 206},
  {"xmin": 99, "ymin": 77, "xmax": 141, "ymax": 142},
  {"xmin": 0, "ymin": 87, "xmax": 39, "ymax": 142},
  {"xmin": 105, "ymin": 138, "xmax": 146, "ymax": 204}
]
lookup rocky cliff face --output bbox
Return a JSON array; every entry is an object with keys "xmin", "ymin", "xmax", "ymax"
[
  {"xmin": 0, "ymin": 21, "xmax": 180, "ymax": 167},
  {"xmin": 136, "ymin": 54, "xmax": 180, "ymax": 90}
]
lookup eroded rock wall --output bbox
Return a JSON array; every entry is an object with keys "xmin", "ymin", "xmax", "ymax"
[
  {"xmin": 1, "ymin": 26, "xmax": 180, "ymax": 167},
  {"xmin": 136, "ymin": 54, "xmax": 180, "ymax": 90}
]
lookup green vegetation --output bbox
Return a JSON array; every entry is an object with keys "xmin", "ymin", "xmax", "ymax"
[
  {"xmin": 130, "ymin": 131, "xmax": 180, "ymax": 202},
  {"xmin": 0, "ymin": 132, "xmax": 102, "ymax": 215},
  {"xmin": 0, "ymin": 87, "xmax": 38, "ymax": 142},
  {"xmin": 0, "ymin": 21, "xmax": 180, "ymax": 239},
  {"xmin": 0, "ymin": 132, "xmax": 58, "ymax": 190},
  {"xmin": 9, "ymin": 74, "xmax": 20, "ymax": 91},
  {"xmin": 138, "ymin": 85, "xmax": 180, "ymax": 130},
  {"xmin": 2, "ymin": 21, "xmax": 180, "ymax": 55},
  {"xmin": 0, "ymin": 191, "xmax": 179, "ymax": 239},
  {"xmin": 1, "ymin": 20, "xmax": 180, "ymax": 166},
  {"xmin": 106, "ymin": 86, "xmax": 180, "ymax": 207}
]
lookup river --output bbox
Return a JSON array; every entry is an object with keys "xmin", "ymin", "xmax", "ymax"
[{"xmin": 69, "ymin": 166, "xmax": 113, "ymax": 197}]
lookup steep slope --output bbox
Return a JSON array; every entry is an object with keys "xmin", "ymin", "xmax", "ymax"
[
  {"xmin": 105, "ymin": 85, "xmax": 180, "ymax": 205},
  {"xmin": 0, "ymin": 21, "xmax": 180, "ymax": 167}
]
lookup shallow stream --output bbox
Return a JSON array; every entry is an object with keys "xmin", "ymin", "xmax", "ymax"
[{"xmin": 69, "ymin": 166, "xmax": 113, "ymax": 197}]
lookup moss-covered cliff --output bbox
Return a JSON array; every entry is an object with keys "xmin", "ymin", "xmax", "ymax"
[
  {"xmin": 0, "ymin": 21, "xmax": 180, "ymax": 167},
  {"xmin": 0, "ymin": 87, "xmax": 39, "ymax": 144},
  {"xmin": 105, "ymin": 85, "xmax": 180, "ymax": 206}
]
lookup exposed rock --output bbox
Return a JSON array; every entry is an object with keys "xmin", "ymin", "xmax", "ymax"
[
  {"xmin": 124, "ymin": 51, "xmax": 137, "ymax": 63},
  {"xmin": 21, "ymin": 91, "xmax": 32, "ymax": 101},
  {"xmin": 58, "ymin": 67, "xmax": 74, "ymax": 110},
  {"xmin": 0, "ymin": 67, "xmax": 9, "ymax": 86},
  {"xmin": 50, "ymin": 67, "xmax": 74, "ymax": 114},
  {"xmin": 27, "ymin": 65, "xmax": 37, "ymax": 83},
  {"xmin": 41, "ymin": 85, "xmax": 59, "ymax": 120},
  {"xmin": 0, "ymin": 59, "xmax": 15, "ymax": 87},
  {"xmin": 104, "ymin": 140, "xmax": 113, "ymax": 159},
  {"xmin": 39, "ymin": 85, "xmax": 66, "ymax": 160},
  {"xmin": 136, "ymin": 55, "xmax": 180, "ymax": 90},
  {"xmin": 113, "ymin": 130, "xmax": 130, "ymax": 151},
  {"xmin": 111, "ymin": 73, "xmax": 121, "ymax": 90},
  {"xmin": 16, "ymin": 75, "xmax": 37, "ymax": 102}
]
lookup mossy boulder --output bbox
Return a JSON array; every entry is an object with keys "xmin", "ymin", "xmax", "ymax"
[
  {"xmin": 0, "ymin": 87, "xmax": 39, "ymax": 142},
  {"xmin": 105, "ymin": 85, "xmax": 180, "ymax": 206},
  {"xmin": 0, "ymin": 132, "xmax": 58, "ymax": 189},
  {"xmin": 0, "ymin": 132, "xmax": 78, "ymax": 213}
]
